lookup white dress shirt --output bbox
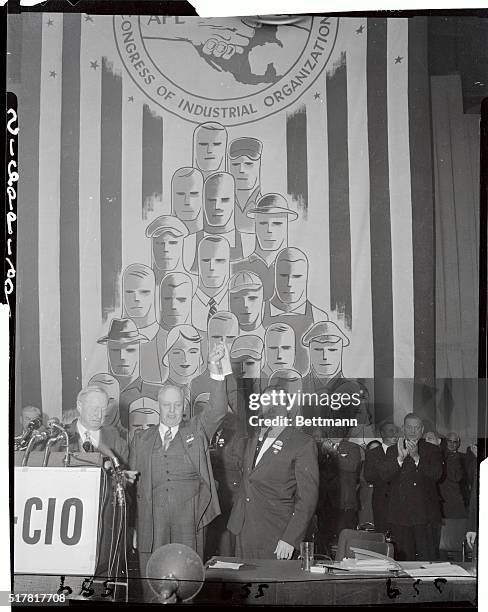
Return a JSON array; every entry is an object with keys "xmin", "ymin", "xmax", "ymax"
[
  {"xmin": 255, "ymin": 426, "xmax": 285, "ymax": 466},
  {"xmin": 77, "ymin": 421, "xmax": 100, "ymax": 450},
  {"xmin": 159, "ymin": 423, "xmax": 179, "ymax": 446}
]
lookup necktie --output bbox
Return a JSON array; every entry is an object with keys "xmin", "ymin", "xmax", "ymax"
[
  {"xmin": 163, "ymin": 428, "xmax": 172, "ymax": 451},
  {"xmin": 252, "ymin": 427, "xmax": 270, "ymax": 468},
  {"xmin": 207, "ymin": 297, "xmax": 217, "ymax": 322},
  {"xmin": 83, "ymin": 432, "xmax": 94, "ymax": 453}
]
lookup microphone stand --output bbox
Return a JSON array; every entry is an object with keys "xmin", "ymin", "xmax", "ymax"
[
  {"xmin": 42, "ymin": 434, "xmax": 64, "ymax": 467},
  {"xmin": 22, "ymin": 431, "xmax": 48, "ymax": 466}
]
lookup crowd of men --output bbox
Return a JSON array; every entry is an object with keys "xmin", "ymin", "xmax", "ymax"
[{"xmin": 16, "ymin": 121, "xmax": 479, "ymax": 599}]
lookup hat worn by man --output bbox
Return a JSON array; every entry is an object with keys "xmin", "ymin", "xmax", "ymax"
[
  {"xmin": 246, "ymin": 193, "xmax": 298, "ymax": 220},
  {"xmin": 230, "ymin": 335, "xmax": 264, "ymax": 361},
  {"xmin": 98, "ymin": 318, "xmax": 149, "ymax": 346},
  {"xmin": 145, "ymin": 215, "xmax": 189, "ymax": 239},
  {"xmin": 228, "ymin": 137, "xmax": 263, "ymax": 160},
  {"xmin": 301, "ymin": 321, "xmax": 350, "ymax": 347},
  {"xmin": 229, "ymin": 270, "xmax": 263, "ymax": 293}
]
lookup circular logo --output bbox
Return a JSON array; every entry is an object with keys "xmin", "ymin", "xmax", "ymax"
[{"xmin": 114, "ymin": 15, "xmax": 339, "ymax": 126}]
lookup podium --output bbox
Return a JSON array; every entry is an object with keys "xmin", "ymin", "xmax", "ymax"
[{"xmin": 13, "ymin": 451, "xmax": 128, "ymax": 599}]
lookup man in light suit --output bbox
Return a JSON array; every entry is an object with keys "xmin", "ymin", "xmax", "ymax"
[
  {"xmin": 228, "ymin": 383, "xmax": 319, "ymax": 559},
  {"xmin": 129, "ymin": 344, "xmax": 230, "ymax": 600}
]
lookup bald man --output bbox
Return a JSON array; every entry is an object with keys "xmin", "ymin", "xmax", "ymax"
[{"xmin": 379, "ymin": 413, "xmax": 442, "ymax": 560}]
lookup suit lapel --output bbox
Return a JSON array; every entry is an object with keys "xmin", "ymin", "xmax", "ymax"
[{"xmin": 251, "ymin": 427, "xmax": 292, "ymax": 474}]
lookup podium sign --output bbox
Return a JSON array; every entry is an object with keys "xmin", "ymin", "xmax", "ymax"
[{"xmin": 14, "ymin": 467, "xmax": 101, "ymax": 575}]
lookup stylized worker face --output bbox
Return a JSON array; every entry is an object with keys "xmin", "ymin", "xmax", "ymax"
[
  {"xmin": 198, "ymin": 239, "xmax": 230, "ymax": 289},
  {"xmin": 404, "ymin": 417, "xmax": 424, "ymax": 442},
  {"xmin": 193, "ymin": 126, "xmax": 227, "ymax": 173},
  {"xmin": 168, "ymin": 336, "xmax": 201, "ymax": 379},
  {"xmin": 230, "ymin": 287, "xmax": 263, "ymax": 328},
  {"xmin": 208, "ymin": 315, "xmax": 238, "ymax": 352},
  {"xmin": 310, "ymin": 337, "xmax": 343, "ymax": 378},
  {"xmin": 78, "ymin": 391, "xmax": 107, "ymax": 432},
  {"xmin": 265, "ymin": 328, "xmax": 295, "ymax": 371},
  {"xmin": 129, "ymin": 407, "xmax": 159, "ymax": 442},
  {"xmin": 108, "ymin": 342, "xmax": 140, "ymax": 378},
  {"xmin": 232, "ymin": 356, "xmax": 262, "ymax": 379},
  {"xmin": 123, "ymin": 271, "xmax": 154, "ymax": 320},
  {"xmin": 160, "ymin": 276, "xmax": 192, "ymax": 327},
  {"xmin": 172, "ymin": 170, "xmax": 203, "ymax": 222},
  {"xmin": 276, "ymin": 256, "xmax": 308, "ymax": 304},
  {"xmin": 229, "ymin": 155, "xmax": 260, "ymax": 191},
  {"xmin": 204, "ymin": 173, "xmax": 234, "ymax": 228},
  {"xmin": 255, "ymin": 212, "xmax": 288, "ymax": 252},
  {"xmin": 21, "ymin": 407, "xmax": 41, "ymax": 431},
  {"xmin": 159, "ymin": 386, "xmax": 185, "ymax": 428},
  {"xmin": 152, "ymin": 230, "xmax": 184, "ymax": 272}
]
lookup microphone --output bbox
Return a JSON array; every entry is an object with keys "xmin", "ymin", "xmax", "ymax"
[
  {"xmin": 27, "ymin": 417, "xmax": 42, "ymax": 431},
  {"xmin": 97, "ymin": 441, "xmax": 125, "ymax": 506}
]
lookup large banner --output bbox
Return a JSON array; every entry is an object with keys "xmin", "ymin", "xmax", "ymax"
[
  {"xmin": 12, "ymin": 14, "xmax": 435, "ymax": 429},
  {"xmin": 14, "ymin": 467, "xmax": 101, "ymax": 575}
]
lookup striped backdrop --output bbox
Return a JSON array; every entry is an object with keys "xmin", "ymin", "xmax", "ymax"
[{"xmin": 12, "ymin": 14, "xmax": 435, "ymax": 425}]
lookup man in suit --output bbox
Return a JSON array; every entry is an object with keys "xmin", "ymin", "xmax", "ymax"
[
  {"xmin": 228, "ymin": 382, "xmax": 319, "ymax": 560},
  {"xmin": 129, "ymin": 344, "xmax": 230, "ymax": 600},
  {"xmin": 379, "ymin": 413, "xmax": 443, "ymax": 560},
  {"xmin": 364, "ymin": 422, "xmax": 399, "ymax": 533},
  {"xmin": 63, "ymin": 386, "xmax": 128, "ymax": 464}
]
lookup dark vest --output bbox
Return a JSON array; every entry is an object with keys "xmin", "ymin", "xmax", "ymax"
[{"xmin": 151, "ymin": 431, "xmax": 200, "ymax": 505}]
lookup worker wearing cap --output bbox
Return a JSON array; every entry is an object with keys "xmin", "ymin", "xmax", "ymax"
[
  {"xmin": 228, "ymin": 137, "xmax": 263, "ymax": 257},
  {"xmin": 128, "ymin": 396, "xmax": 160, "ymax": 442},
  {"xmin": 263, "ymin": 247, "xmax": 328, "ymax": 375},
  {"xmin": 232, "ymin": 193, "xmax": 297, "ymax": 301},
  {"xmin": 227, "ymin": 335, "xmax": 264, "ymax": 438},
  {"xmin": 98, "ymin": 318, "xmax": 162, "ymax": 429},
  {"xmin": 229, "ymin": 271, "xmax": 265, "ymax": 339},
  {"xmin": 145, "ymin": 215, "xmax": 190, "ymax": 287},
  {"xmin": 301, "ymin": 321, "xmax": 366, "ymax": 438}
]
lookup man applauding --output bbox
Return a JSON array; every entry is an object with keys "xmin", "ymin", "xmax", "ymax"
[{"xmin": 379, "ymin": 413, "xmax": 442, "ymax": 560}]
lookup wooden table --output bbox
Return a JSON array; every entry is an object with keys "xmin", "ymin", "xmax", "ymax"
[{"xmin": 195, "ymin": 557, "xmax": 477, "ymax": 606}]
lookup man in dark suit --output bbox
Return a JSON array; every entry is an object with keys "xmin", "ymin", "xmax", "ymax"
[
  {"xmin": 62, "ymin": 386, "xmax": 128, "ymax": 464},
  {"xmin": 128, "ymin": 344, "xmax": 230, "ymax": 600},
  {"xmin": 364, "ymin": 422, "xmax": 399, "ymax": 533},
  {"xmin": 379, "ymin": 413, "xmax": 443, "ymax": 561},
  {"xmin": 228, "ymin": 383, "xmax": 319, "ymax": 560}
]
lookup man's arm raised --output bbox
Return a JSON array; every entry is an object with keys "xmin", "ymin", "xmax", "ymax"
[{"xmin": 199, "ymin": 342, "xmax": 233, "ymax": 441}]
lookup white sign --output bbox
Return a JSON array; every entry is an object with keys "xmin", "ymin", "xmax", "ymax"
[{"xmin": 14, "ymin": 467, "xmax": 101, "ymax": 575}]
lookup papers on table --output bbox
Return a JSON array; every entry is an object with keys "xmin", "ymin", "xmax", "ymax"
[
  {"xmin": 337, "ymin": 558, "xmax": 400, "ymax": 573},
  {"xmin": 208, "ymin": 561, "xmax": 244, "ymax": 570},
  {"xmin": 401, "ymin": 562, "xmax": 475, "ymax": 580}
]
